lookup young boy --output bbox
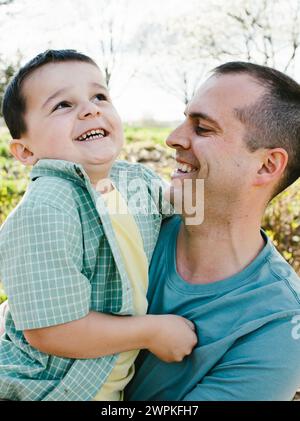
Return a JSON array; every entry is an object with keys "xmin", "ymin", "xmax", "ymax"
[{"xmin": 0, "ymin": 49, "xmax": 197, "ymax": 401}]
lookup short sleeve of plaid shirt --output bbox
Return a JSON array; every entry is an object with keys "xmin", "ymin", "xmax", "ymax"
[{"xmin": 0, "ymin": 201, "xmax": 91, "ymax": 330}]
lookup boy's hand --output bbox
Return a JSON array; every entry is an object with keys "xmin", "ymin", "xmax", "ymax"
[{"xmin": 145, "ymin": 315, "xmax": 197, "ymax": 362}]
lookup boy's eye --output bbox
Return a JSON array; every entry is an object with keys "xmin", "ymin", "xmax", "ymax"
[
  {"xmin": 52, "ymin": 101, "xmax": 71, "ymax": 111},
  {"xmin": 94, "ymin": 93, "xmax": 108, "ymax": 101}
]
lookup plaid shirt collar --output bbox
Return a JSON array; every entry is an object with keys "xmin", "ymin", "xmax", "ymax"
[{"xmin": 30, "ymin": 159, "xmax": 92, "ymax": 188}]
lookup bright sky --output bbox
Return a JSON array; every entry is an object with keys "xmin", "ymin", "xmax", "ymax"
[{"xmin": 0, "ymin": 0, "xmax": 198, "ymax": 124}]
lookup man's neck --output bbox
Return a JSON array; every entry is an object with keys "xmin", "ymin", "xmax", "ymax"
[{"xmin": 176, "ymin": 211, "xmax": 265, "ymax": 285}]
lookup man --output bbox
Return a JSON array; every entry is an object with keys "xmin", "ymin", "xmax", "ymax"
[{"xmin": 125, "ymin": 62, "xmax": 300, "ymax": 401}]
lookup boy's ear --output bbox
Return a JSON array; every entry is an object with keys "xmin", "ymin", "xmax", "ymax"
[
  {"xmin": 9, "ymin": 139, "xmax": 38, "ymax": 166},
  {"xmin": 254, "ymin": 148, "xmax": 288, "ymax": 187}
]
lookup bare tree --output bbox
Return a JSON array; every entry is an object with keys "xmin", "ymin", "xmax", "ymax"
[
  {"xmin": 0, "ymin": 0, "xmax": 14, "ymax": 5},
  {"xmin": 145, "ymin": 0, "xmax": 300, "ymax": 106},
  {"xmin": 72, "ymin": 0, "xmax": 147, "ymax": 94},
  {"xmin": 142, "ymin": 14, "xmax": 220, "ymax": 105},
  {"xmin": 222, "ymin": 0, "xmax": 300, "ymax": 72}
]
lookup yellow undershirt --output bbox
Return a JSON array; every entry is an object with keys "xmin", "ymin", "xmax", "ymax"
[{"xmin": 93, "ymin": 186, "xmax": 148, "ymax": 401}]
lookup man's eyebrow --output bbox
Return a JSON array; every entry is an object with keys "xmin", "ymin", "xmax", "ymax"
[{"xmin": 185, "ymin": 111, "xmax": 222, "ymax": 129}]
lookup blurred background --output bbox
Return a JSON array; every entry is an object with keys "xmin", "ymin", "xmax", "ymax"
[{"xmin": 0, "ymin": 0, "xmax": 300, "ymax": 303}]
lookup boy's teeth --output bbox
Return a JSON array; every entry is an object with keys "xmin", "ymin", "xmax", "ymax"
[
  {"xmin": 76, "ymin": 129, "xmax": 106, "ymax": 141},
  {"xmin": 176, "ymin": 162, "xmax": 195, "ymax": 173}
]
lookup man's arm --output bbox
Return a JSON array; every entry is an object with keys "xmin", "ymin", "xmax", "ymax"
[{"xmin": 182, "ymin": 316, "xmax": 300, "ymax": 401}]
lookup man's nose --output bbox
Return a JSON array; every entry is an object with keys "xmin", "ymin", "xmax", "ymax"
[
  {"xmin": 166, "ymin": 124, "xmax": 191, "ymax": 150},
  {"xmin": 78, "ymin": 102, "xmax": 101, "ymax": 119}
]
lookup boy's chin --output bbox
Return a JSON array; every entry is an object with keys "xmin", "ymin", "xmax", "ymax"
[
  {"xmin": 82, "ymin": 160, "xmax": 113, "ymax": 181},
  {"xmin": 83, "ymin": 157, "xmax": 115, "ymax": 170}
]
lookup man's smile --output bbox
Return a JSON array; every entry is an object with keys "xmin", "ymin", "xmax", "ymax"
[{"xmin": 173, "ymin": 159, "xmax": 199, "ymax": 177}]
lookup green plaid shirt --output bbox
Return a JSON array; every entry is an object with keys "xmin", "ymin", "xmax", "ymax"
[{"xmin": 0, "ymin": 158, "xmax": 171, "ymax": 401}]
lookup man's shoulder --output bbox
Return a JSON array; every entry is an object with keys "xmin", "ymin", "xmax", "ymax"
[
  {"xmin": 160, "ymin": 215, "xmax": 181, "ymax": 236},
  {"xmin": 253, "ymin": 236, "xmax": 300, "ymax": 311},
  {"xmin": 150, "ymin": 216, "xmax": 180, "ymax": 266},
  {"xmin": 265, "ymin": 244, "xmax": 300, "ymax": 306}
]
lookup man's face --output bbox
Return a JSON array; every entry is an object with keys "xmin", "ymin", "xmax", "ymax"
[
  {"xmin": 19, "ymin": 61, "xmax": 124, "ymax": 178},
  {"xmin": 166, "ymin": 73, "xmax": 266, "ymax": 203}
]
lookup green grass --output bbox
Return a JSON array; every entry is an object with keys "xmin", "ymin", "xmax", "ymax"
[{"xmin": 124, "ymin": 125, "xmax": 172, "ymax": 146}]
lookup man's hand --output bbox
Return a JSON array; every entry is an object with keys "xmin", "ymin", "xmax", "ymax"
[{"xmin": 145, "ymin": 315, "xmax": 197, "ymax": 362}]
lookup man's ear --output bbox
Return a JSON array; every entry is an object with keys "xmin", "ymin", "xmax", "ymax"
[
  {"xmin": 254, "ymin": 148, "xmax": 288, "ymax": 187},
  {"xmin": 9, "ymin": 139, "xmax": 38, "ymax": 166}
]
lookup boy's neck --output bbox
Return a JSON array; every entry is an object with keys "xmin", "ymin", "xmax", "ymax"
[
  {"xmin": 92, "ymin": 178, "xmax": 114, "ymax": 194},
  {"xmin": 84, "ymin": 164, "xmax": 114, "ymax": 193}
]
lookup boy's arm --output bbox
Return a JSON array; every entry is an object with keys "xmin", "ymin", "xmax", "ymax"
[
  {"xmin": 0, "ymin": 202, "xmax": 196, "ymax": 361},
  {"xmin": 24, "ymin": 311, "xmax": 197, "ymax": 361}
]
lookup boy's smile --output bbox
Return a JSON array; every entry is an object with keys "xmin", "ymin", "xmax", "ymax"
[
  {"xmin": 74, "ymin": 128, "xmax": 107, "ymax": 141},
  {"xmin": 11, "ymin": 61, "xmax": 124, "ymax": 183}
]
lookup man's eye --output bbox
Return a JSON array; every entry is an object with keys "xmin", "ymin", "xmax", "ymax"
[
  {"xmin": 53, "ymin": 101, "xmax": 71, "ymax": 111},
  {"xmin": 196, "ymin": 126, "xmax": 211, "ymax": 135}
]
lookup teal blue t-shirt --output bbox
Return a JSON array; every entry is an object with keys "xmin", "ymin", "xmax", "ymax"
[{"xmin": 126, "ymin": 216, "xmax": 300, "ymax": 401}]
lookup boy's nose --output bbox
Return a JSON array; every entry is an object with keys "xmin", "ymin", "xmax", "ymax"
[
  {"xmin": 78, "ymin": 102, "xmax": 101, "ymax": 119},
  {"xmin": 166, "ymin": 123, "xmax": 191, "ymax": 150}
]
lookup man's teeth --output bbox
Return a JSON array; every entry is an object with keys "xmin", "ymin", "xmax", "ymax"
[
  {"xmin": 76, "ymin": 129, "xmax": 106, "ymax": 141},
  {"xmin": 176, "ymin": 162, "xmax": 196, "ymax": 173}
]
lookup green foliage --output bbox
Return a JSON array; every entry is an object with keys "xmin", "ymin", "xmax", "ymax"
[
  {"xmin": 263, "ymin": 180, "xmax": 300, "ymax": 274},
  {"xmin": 0, "ymin": 131, "xmax": 29, "ymax": 225}
]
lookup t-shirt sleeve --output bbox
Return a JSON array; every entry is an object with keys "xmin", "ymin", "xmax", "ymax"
[
  {"xmin": 0, "ymin": 203, "xmax": 91, "ymax": 330},
  {"xmin": 183, "ymin": 316, "xmax": 300, "ymax": 401}
]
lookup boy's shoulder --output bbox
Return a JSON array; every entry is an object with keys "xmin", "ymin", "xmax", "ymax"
[
  {"xmin": 112, "ymin": 160, "xmax": 162, "ymax": 182},
  {"xmin": 10, "ymin": 175, "xmax": 83, "ymax": 223},
  {"xmin": 0, "ymin": 175, "xmax": 83, "ymax": 246},
  {"xmin": 25, "ymin": 175, "xmax": 80, "ymax": 206}
]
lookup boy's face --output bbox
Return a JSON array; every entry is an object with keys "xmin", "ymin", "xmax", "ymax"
[{"xmin": 12, "ymin": 61, "xmax": 124, "ymax": 182}]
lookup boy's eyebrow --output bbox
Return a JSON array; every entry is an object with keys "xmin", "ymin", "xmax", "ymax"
[
  {"xmin": 42, "ymin": 83, "xmax": 108, "ymax": 109},
  {"xmin": 42, "ymin": 87, "xmax": 70, "ymax": 109},
  {"xmin": 91, "ymin": 82, "xmax": 108, "ymax": 91}
]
